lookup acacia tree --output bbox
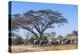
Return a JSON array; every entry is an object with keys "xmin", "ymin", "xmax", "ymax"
[
  {"xmin": 72, "ymin": 30, "xmax": 78, "ymax": 36},
  {"xmin": 11, "ymin": 10, "xmax": 68, "ymax": 40}
]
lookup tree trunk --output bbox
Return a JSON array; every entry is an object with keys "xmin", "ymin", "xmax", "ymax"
[{"xmin": 39, "ymin": 32, "xmax": 43, "ymax": 40}]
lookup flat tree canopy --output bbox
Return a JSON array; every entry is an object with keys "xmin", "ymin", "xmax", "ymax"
[{"xmin": 10, "ymin": 10, "xmax": 68, "ymax": 39}]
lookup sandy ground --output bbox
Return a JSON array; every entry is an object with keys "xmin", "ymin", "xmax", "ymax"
[{"xmin": 10, "ymin": 44, "xmax": 78, "ymax": 53}]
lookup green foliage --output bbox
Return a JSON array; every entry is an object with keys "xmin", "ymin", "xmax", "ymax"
[
  {"xmin": 29, "ymin": 35, "xmax": 39, "ymax": 44},
  {"xmin": 11, "ymin": 36, "xmax": 24, "ymax": 45},
  {"xmin": 52, "ymin": 38, "xmax": 57, "ymax": 41},
  {"xmin": 42, "ymin": 36, "xmax": 48, "ymax": 40},
  {"xmin": 72, "ymin": 30, "xmax": 78, "ymax": 36},
  {"xmin": 12, "ymin": 37, "xmax": 17, "ymax": 45},
  {"xmin": 24, "ymin": 39, "xmax": 30, "ymax": 45}
]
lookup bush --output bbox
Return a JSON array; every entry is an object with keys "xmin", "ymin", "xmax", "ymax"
[
  {"xmin": 11, "ymin": 36, "xmax": 24, "ymax": 45},
  {"xmin": 24, "ymin": 39, "xmax": 32, "ymax": 45}
]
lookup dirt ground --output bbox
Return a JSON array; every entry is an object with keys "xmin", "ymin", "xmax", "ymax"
[{"xmin": 10, "ymin": 44, "xmax": 78, "ymax": 53}]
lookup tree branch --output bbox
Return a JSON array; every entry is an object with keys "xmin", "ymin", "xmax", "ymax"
[{"xmin": 21, "ymin": 25, "xmax": 38, "ymax": 37}]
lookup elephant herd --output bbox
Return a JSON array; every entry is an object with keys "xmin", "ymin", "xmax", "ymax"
[{"xmin": 33, "ymin": 39, "xmax": 73, "ymax": 47}]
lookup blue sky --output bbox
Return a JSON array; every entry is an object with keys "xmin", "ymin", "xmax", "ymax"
[{"xmin": 10, "ymin": 1, "xmax": 78, "ymax": 37}]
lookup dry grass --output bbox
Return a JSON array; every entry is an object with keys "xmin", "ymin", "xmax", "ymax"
[{"xmin": 10, "ymin": 44, "xmax": 78, "ymax": 53}]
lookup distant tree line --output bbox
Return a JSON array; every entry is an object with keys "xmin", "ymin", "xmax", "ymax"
[{"xmin": 10, "ymin": 30, "xmax": 78, "ymax": 45}]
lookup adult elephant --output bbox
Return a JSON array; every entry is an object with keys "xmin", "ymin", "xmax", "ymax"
[
  {"xmin": 39, "ymin": 39, "xmax": 48, "ymax": 47},
  {"xmin": 62, "ymin": 39, "xmax": 71, "ymax": 45},
  {"xmin": 33, "ymin": 39, "xmax": 40, "ymax": 47},
  {"xmin": 33, "ymin": 39, "xmax": 48, "ymax": 47}
]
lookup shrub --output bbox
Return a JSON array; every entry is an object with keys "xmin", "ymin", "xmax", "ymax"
[{"xmin": 11, "ymin": 36, "xmax": 24, "ymax": 45}]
